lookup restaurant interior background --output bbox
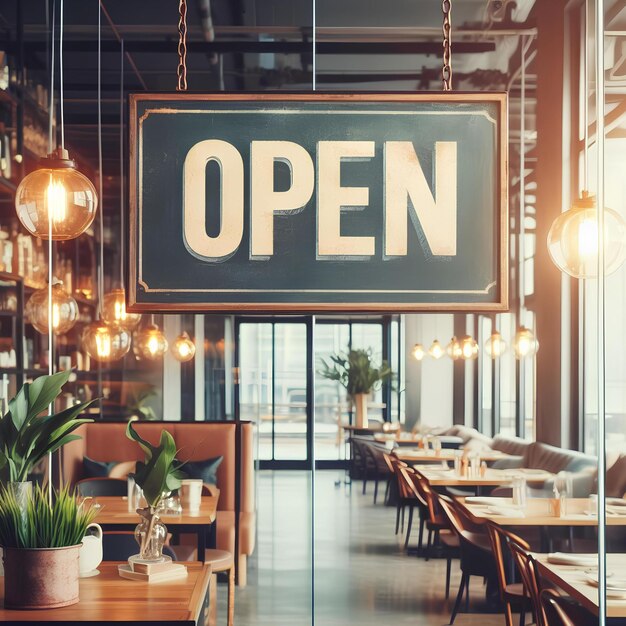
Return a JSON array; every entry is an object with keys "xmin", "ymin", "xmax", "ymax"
[{"xmin": 0, "ymin": 0, "xmax": 625, "ymax": 624}]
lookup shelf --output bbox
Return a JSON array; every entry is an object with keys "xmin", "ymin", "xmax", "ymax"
[
  {"xmin": 0, "ymin": 176, "xmax": 17, "ymax": 196},
  {"xmin": 0, "ymin": 367, "xmax": 47, "ymax": 377}
]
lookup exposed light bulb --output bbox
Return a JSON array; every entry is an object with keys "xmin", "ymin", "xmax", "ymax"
[
  {"xmin": 485, "ymin": 331, "xmax": 507, "ymax": 358},
  {"xmin": 101, "ymin": 288, "xmax": 141, "ymax": 329},
  {"xmin": 171, "ymin": 332, "xmax": 196, "ymax": 362},
  {"xmin": 82, "ymin": 321, "xmax": 131, "ymax": 362},
  {"xmin": 514, "ymin": 326, "xmax": 539, "ymax": 359},
  {"xmin": 446, "ymin": 336, "xmax": 462, "ymax": 360},
  {"xmin": 411, "ymin": 343, "xmax": 425, "ymax": 361},
  {"xmin": 428, "ymin": 340, "xmax": 444, "ymax": 360},
  {"xmin": 459, "ymin": 335, "xmax": 479, "ymax": 360}
]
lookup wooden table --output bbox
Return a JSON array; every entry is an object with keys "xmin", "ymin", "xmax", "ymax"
[
  {"xmin": 393, "ymin": 448, "xmax": 512, "ymax": 464},
  {"xmin": 93, "ymin": 496, "xmax": 219, "ymax": 563},
  {"xmin": 536, "ymin": 553, "xmax": 626, "ymax": 619},
  {"xmin": 0, "ymin": 562, "xmax": 211, "ymax": 624},
  {"xmin": 458, "ymin": 496, "xmax": 626, "ymax": 526},
  {"xmin": 415, "ymin": 467, "xmax": 552, "ymax": 488}
]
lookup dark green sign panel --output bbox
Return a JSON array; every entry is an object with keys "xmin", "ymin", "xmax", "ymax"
[{"xmin": 129, "ymin": 93, "xmax": 508, "ymax": 312}]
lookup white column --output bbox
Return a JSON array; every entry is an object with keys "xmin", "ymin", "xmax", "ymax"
[
  {"xmin": 194, "ymin": 315, "xmax": 205, "ymax": 421},
  {"xmin": 163, "ymin": 316, "xmax": 181, "ymax": 421}
]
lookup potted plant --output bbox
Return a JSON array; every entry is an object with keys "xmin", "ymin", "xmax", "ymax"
[
  {"xmin": 319, "ymin": 348, "xmax": 393, "ymax": 428},
  {"xmin": 0, "ymin": 370, "xmax": 95, "ymax": 507},
  {"xmin": 126, "ymin": 421, "xmax": 185, "ymax": 563},
  {"xmin": 0, "ymin": 484, "xmax": 98, "ymax": 608}
]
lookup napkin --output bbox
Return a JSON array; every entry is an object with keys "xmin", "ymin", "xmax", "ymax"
[
  {"xmin": 486, "ymin": 506, "xmax": 525, "ymax": 518},
  {"xmin": 547, "ymin": 552, "xmax": 597, "ymax": 566},
  {"xmin": 465, "ymin": 496, "xmax": 512, "ymax": 506}
]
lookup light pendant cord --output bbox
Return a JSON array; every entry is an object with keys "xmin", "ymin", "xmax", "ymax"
[
  {"xmin": 59, "ymin": 0, "xmax": 64, "ymax": 149},
  {"xmin": 120, "ymin": 39, "xmax": 125, "ymax": 286},
  {"xmin": 97, "ymin": 2, "xmax": 104, "ymax": 310},
  {"xmin": 311, "ymin": 4, "xmax": 316, "ymax": 625},
  {"xmin": 48, "ymin": 0, "xmax": 55, "ymax": 153},
  {"xmin": 583, "ymin": 0, "xmax": 589, "ymax": 191}
]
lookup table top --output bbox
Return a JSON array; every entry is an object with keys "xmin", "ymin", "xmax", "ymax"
[
  {"xmin": 415, "ymin": 466, "xmax": 552, "ymax": 487},
  {"xmin": 536, "ymin": 553, "xmax": 626, "ymax": 618},
  {"xmin": 458, "ymin": 497, "xmax": 626, "ymax": 526},
  {"xmin": 393, "ymin": 448, "xmax": 511, "ymax": 463},
  {"xmin": 0, "ymin": 562, "xmax": 211, "ymax": 624},
  {"xmin": 92, "ymin": 496, "xmax": 219, "ymax": 526}
]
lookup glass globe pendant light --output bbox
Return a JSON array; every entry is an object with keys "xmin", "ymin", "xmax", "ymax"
[
  {"xmin": 513, "ymin": 326, "xmax": 539, "ymax": 359},
  {"xmin": 135, "ymin": 318, "xmax": 169, "ymax": 360},
  {"xmin": 82, "ymin": 320, "xmax": 131, "ymax": 362},
  {"xmin": 485, "ymin": 330, "xmax": 507, "ymax": 358},
  {"xmin": 25, "ymin": 279, "xmax": 78, "ymax": 335},
  {"xmin": 411, "ymin": 343, "xmax": 425, "ymax": 361},
  {"xmin": 171, "ymin": 331, "xmax": 196, "ymax": 362},
  {"xmin": 459, "ymin": 335, "xmax": 479, "ymax": 360},
  {"xmin": 15, "ymin": 148, "xmax": 98, "ymax": 241},
  {"xmin": 446, "ymin": 336, "xmax": 462, "ymax": 360},
  {"xmin": 428, "ymin": 340, "xmax": 445, "ymax": 360},
  {"xmin": 547, "ymin": 192, "xmax": 626, "ymax": 278},
  {"xmin": 101, "ymin": 288, "xmax": 141, "ymax": 329}
]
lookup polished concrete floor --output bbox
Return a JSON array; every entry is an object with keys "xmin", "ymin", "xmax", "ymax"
[{"xmin": 219, "ymin": 470, "xmax": 507, "ymax": 626}]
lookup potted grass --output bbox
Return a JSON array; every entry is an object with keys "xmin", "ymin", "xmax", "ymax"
[
  {"xmin": 0, "ymin": 484, "xmax": 98, "ymax": 608},
  {"xmin": 126, "ymin": 421, "xmax": 185, "ymax": 563},
  {"xmin": 319, "ymin": 348, "xmax": 393, "ymax": 428},
  {"xmin": 0, "ymin": 370, "xmax": 95, "ymax": 508}
]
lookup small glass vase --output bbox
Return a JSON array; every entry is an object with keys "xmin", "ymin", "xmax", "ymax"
[
  {"xmin": 134, "ymin": 507, "xmax": 167, "ymax": 562},
  {"xmin": 8, "ymin": 481, "xmax": 32, "ymax": 525}
]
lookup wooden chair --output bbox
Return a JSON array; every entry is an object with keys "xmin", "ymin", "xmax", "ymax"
[
  {"xmin": 76, "ymin": 478, "xmax": 127, "ymax": 497},
  {"xmin": 438, "ymin": 497, "xmax": 496, "ymax": 624},
  {"xmin": 410, "ymin": 470, "xmax": 450, "ymax": 559},
  {"xmin": 486, "ymin": 522, "xmax": 532, "ymax": 626},
  {"xmin": 540, "ymin": 588, "xmax": 597, "ymax": 626},
  {"xmin": 509, "ymin": 541, "xmax": 546, "ymax": 626},
  {"xmin": 205, "ymin": 549, "xmax": 235, "ymax": 626},
  {"xmin": 363, "ymin": 442, "xmax": 393, "ymax": 504},
  {"xmin": 393, "ymin": 462, "xmax": 428, "ymax": 550}
]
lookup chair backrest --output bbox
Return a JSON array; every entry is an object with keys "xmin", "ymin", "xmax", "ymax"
[
  {"xmin": 509, "ymin": 542, "xmax": 545, "ymax": 626},
  {"xmin": 388, "ymin": 456, "xmax": 411, "ymax": 499},
  {"xmin": 486, "ymin": 522, "xmax": 530, "ymax": 602},
  {"xmin": 412, "ymin": 471, "xmax": 445, "ymax": 526},
  {"xmin": 366, "ymin": 443, "xmax": 393, "ymax": 474},
  {"xmin": 540, "ymin": 588, "xmax": 597, "ymax": 626},
  {"xmin": 76, "ymin": 478, "xmax": 127, "ymax": 497},
  {"xmin": 398, "ymin": 466, "xmax": 426, "ymax": 505}
]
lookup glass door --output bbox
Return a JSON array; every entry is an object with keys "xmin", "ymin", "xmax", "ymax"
[{"xmin": 237, "ymin": 318, "xmax": 312, "ymax": 469}]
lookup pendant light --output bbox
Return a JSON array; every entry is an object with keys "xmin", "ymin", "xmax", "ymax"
[
  {"xmin": 82, "ymin": 4, "xmax": 130, "ymax": 363},
  {"xmin": 485, "ymin": 330, "xmax": 507, "ymax": 358},
  {"xmin": 547, "ymin": 2, "xmax": 626, "ymax": 279},
  {"xmin": 513, "ymin": 326, "xmax": 539, "ymax": 359},
  {"xmin": 25, "ymin": 279, "xmax": 78, "ymax": 335},
  {"xmin": 101, "ymin": 41, "xmax": 141, "ymax": 331},
  {"xmin": 135, "ymin": 317, "xmax": 169, "ymax": 360},
  {"xmin": 547, "ymin": 192, "xmax": 626, "ymax": 278},
  {"xmin": 446, "ymin": 336, "xmax": 462, "ymax": 360},
  {"xmin": 428, "ymin": 340, "xmax": 445, "ymax": 360},
  {"xmin": 171, "ymin": 331, "xmax": 196, "ymax": 362},
  {"xmin": 411, "ymin": 343, "xmax": 425, "ymax": 361},
  {"xmin": 14, "ymin": 0, "xmax": 97, "ymax": 240},
  {"xmin": 459, "ymin": 335, "xmax": 479, "ymax": 360}
]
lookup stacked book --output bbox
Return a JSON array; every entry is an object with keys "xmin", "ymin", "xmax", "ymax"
[{"xmin": 118, "ymin": 559, "xmax": 188, "ymax": 582}]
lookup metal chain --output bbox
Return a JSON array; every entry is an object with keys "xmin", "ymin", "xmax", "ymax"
[
  {"xmin": 177, "ymin": 0, "xmax": 188, "ymax": 91},
  {"xmin": 442, "ymin": 0, "xmax": 452, "ymax": 91}
]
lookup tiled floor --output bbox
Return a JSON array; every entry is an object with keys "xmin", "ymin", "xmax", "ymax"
[{"xmin": 222, "ymin": 470, "xmax": 507, "ymax": 626}]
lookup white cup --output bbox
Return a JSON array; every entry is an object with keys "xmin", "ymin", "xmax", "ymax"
[
  {"xmin": 79, "ymin": 523, "xmax": 103, "ymax": 576},
  {"xmin": 180, "ymin": 479, "xmax": 203, "ymax": 512}
]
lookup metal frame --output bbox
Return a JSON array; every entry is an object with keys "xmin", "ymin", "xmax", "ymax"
[{"xmin": 128, "ymin": 91, "xmax": 509, "ymax": 314}]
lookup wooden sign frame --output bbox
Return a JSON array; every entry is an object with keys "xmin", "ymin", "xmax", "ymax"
[{"xmin": 129, "ymin": 92, "xmax": 508, "ymax": 313}]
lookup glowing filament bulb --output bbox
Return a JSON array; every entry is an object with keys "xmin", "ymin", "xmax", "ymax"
[
  {"xmin": 51, "ymin": 303, "xmax": 60, "ymax": 329},
  {"xmin": 115, "ymin": 299, "xmax": 126, "ymax": 322},
  {"xmin": 578, "ymin": 217, "xmax": 598, "ymax": 258},
  {"xmin": 47, "ymin": 176, "xmax": 67, "ymax": 224},
  {"xmin": 147, "ymin": 336, "xmax": 159, "ymax": 355},
  {"xmin": 95, "ymin": 330, "xmax": 112, "ymax": 358}
]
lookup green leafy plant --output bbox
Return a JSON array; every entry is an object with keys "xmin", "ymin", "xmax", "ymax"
[
  {"xmin": 126, "ymin": 421, "xmax": 185, "ymax": 509},
  {"xmin": 319, "ymin": 348, "xmax": 393, "ymax": 397},
  {"xmin": 0, "ymin": 371, "xmax": 95, "ymax": 484},
  {"xmin": 126, "ymin": 386, "xmax": 158, "ymax": 421},
  {"xmin": 0, "ymin": 484, "xmax": 98, "ymax": 548}
]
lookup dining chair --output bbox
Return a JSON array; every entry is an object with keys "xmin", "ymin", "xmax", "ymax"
[
  {"xmin": 76, "ymin": 477, "xmax": 127, "ymax": 497},
  {"xmin": 438, "ymin": 496, "xmax": 496, "ymax": 624},
  {"xmin": 394, "ymin": 461, "xmax": 428, "ymax": 550},
  {"xmin": 486, "ymin": 522, "xmax": 532, "ymax": 626},
  {"xmin": 364, "ymin": 444, "xmax": 394, "ymax": 504},
  {"xmin": 509, "ymin": 541, "xmax": 545, "ymax": 626},
  {"xmin": 410, "ymin": 470, "xmax": 450, "ymax": 559},
  {"xmin": 539, "ymin": 588, "xmax": 597, "ymax": 626}
]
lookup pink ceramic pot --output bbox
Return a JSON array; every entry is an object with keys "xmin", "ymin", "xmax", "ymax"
[{"xmin": 3, "ymin": 544, "xmax": 81, "ymax": 609}]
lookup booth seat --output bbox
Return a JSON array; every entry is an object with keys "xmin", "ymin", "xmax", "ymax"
[{"xmin": 62, "ymin": 421, "xmax": 255, "ymax": 585}]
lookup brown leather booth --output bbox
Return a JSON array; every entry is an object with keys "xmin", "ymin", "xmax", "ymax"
[{"xmin": 62, "ymin": 421, "xmax": 255, "ymax": 585}]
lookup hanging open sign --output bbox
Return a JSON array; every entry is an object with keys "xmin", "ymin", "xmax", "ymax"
[{"xmin": 129, "ymin": 93, "xmax": 508, "ymax": 312}]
